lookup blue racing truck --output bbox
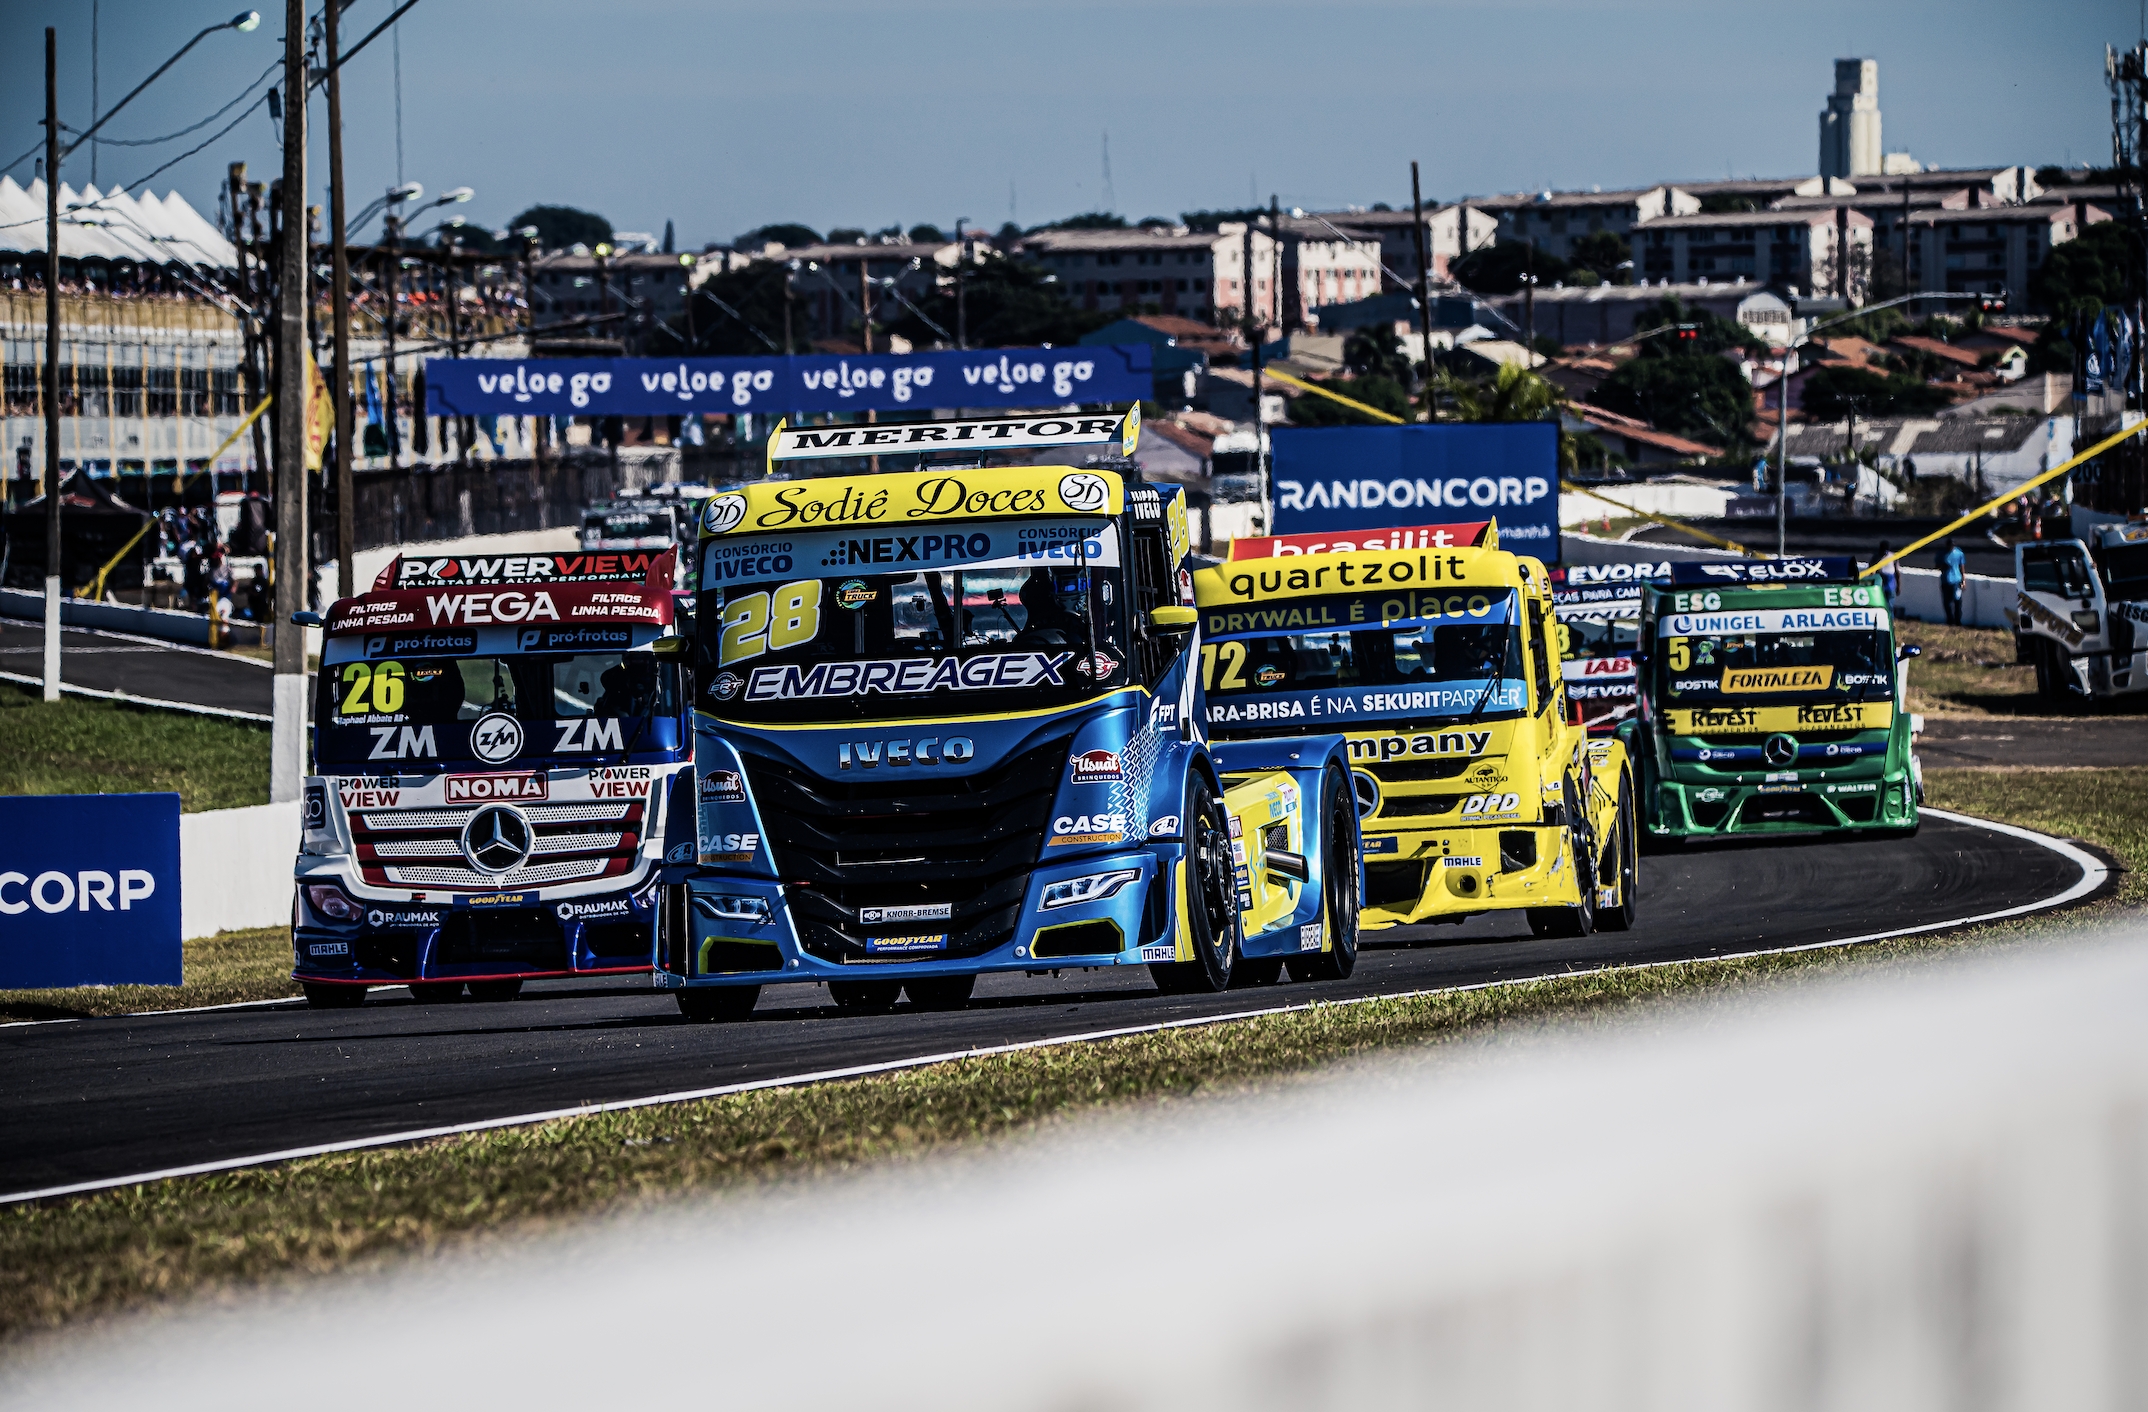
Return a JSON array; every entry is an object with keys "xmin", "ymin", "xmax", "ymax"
[{"xmin": 658, "ymin": 411, "xmax": 1361, "ymax": 1018}]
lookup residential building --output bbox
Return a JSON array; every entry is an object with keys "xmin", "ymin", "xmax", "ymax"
[
  {"xmin": 1564, "ymin": 403, "xmax": 1722, "ymax": 467},
  {"xmin": 763, "ymin": 239, "xmax": 962, "ymax": 348},
  {"xmin": 1633, "ymin": 208, "xmax": 1874, "ymax": 300},
  {"xmin": 1783, "ymin": 413, "xmax": 2073, "ymax": 494},
  {"xmin": 1900, "ymin": 205, "xmax": 2101, "ymax": 303},
  {"xmin": 1471, "ymin": 187, "xmax": 1700, "ymax": 264},
  {"xmin": 1272, "ymin": 218, "xmax": 1386, "ymax": 329},
  {"xmin": 1819, "ymin": 59, "xmax": 1885, "ymax": 180},
  {"xmin": 1078, "ymin": 315, "xmax": 1238, "ymax": 402},
  {"xmin": 1666, "ymin": 175, "xmax": 1845, "ymax": 209},
  {"xmin": 1020, "ymin": 226, "xmax": 1269, "ymax": 328},
  {"xmin": 1315, "ymin": 204, "xmax": 1500, "ymax": 288},
  {"xmin": 530, "ymin": 250, "xmax": 702, "ymax": 347}
]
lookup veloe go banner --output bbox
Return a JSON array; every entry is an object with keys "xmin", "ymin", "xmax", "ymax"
[
  {"xmin": 424, "ymin": 345, "xmax": 1155, "ymax": 419},
  {"xmin": 1269, "ymin": 424, "xmax": 1561, "ymax": 561},
  {"xmin": 0, "ymin": 794, "xmax": 182, "ymax": 988}
]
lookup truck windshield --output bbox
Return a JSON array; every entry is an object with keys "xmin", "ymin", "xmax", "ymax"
[
  {"xmin": 1656, "ymin": 606, "xmax": 1894, "ymax": 709},
  {"xmin": 2102, "ymin": 543, "xmax": 2148, "ymax": 600},
  {"xmin": 695, "ymin": 518, "xmax": 1128, "ymax": 722},
  {"xmin": 585, "ymin": 511, "xmax": 676, "ymax": 546},
  {"xmin": 315, "ymin": 651, "xmax": 680, "ymax": 768},
  {"xmin": 1202, "ymin": 589, "xmax": 1526, "ymax": 737}
]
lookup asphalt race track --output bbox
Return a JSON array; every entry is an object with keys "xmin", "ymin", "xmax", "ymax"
[
  {"xmin": 0, "ymin": 620, "xmax": 277, "ymax": 719},
  {"xmin": 0, "ymin": 812, "xmax": 2100, "ymax": 1199}
]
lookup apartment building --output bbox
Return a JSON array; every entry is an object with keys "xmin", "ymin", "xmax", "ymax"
[
  {"xmin": 1901, "ymin": 205, "xmax": 2101, "ymax": 302},
  {"xmin": 1635, "ymin": 208, "xmax": 1874, "ymax": 300},
  {"xmin": 1471, "ymin": 187, "xmax": 1701, "ymax": 264},
  {"xmin": 1020, "ymin": 225, "xmax": 1279, "ymax": 330},
  {"xmin": 1315, "ymin": 205, "xmax": 1500, "ymax": 289}
]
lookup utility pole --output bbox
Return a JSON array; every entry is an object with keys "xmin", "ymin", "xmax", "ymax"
[
  {"xmin": 1522, "ymin": 240, "xmax": 1537, "ymax": 359},
  {"xmin": 783, "ymin": 262, "xmax": 796, "ymax": 354},
  {"xmin": 271, "ymin": 0, "xmax": 309, "ymax": 803},
  {"xmin": 42, "ymin": 27, "xmax": 60, "ymax": 702},
  {"xmin": 245, "ymin": 180, "xmax": 271, "ymax": 484},
  {"xmin": 858, "ymin": 254, "xmax": 873, "ymax": 353},
  {"xmin": 326, "ymin": 0, "xmax": 355, "ymax": 597},
  {"xmin": 1410, "ymin": 161, "xmax": 1437, "ymax": 422},
  {"xmin": 1249, "ymin": 209, "xmax": 1268, "ymax": 517},
  {"xmin": 955, "ymin": 216, "xmax": 968, "ymax": 350},
  {"xmin": 1776, "ymin": 298, "xmax": 1795, "ymax": 558},
  {"xmin": 384, "ymin": 210, "xmax": 400, "ymax": 469}
]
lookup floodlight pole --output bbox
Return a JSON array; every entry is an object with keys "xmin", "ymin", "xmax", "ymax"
[
  {"xmin": 42, "ymin": 28, "xmax": 60, "ymax": 702},
  {"xmin": 327, "ymin": 0, "xmax": 355, "ymax": 597},
  {"xmin": 271, "ymin": 0, "xmax": 309, "ymax": 802}
]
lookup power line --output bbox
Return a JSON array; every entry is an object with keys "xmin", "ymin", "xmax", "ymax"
[{"xmin": 62, "ymin": 58, "xmax": 280, "ymax": 148}]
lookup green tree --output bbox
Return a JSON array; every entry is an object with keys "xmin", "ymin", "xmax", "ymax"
[
  {"xmin": 1432, "ymin": 360, "xmax": 1562, "ymax": 422},
  {"xmin": 1034, "ymin": 212, "xmax": 1128, "ymax": 232},
  {"xmin": 509, "ymin": 204, "xmax": 610, "ymax": 252},
  {"xmin": 742, "ymin": 222, "xmax": 822, "ymax": 250},
  {"xmin": 1343, "ymin": 323, "xmax": 1412, "ymax": 381},
  {"xmin": 1632, "ymin": 294, "xmax": 1762, "ymax": 357},
  {"xmin": 2029, "ymin": 222, "xmax": 2144, "ymax": 313},
  {"xmin": 1799, "ymin": 365, "xmax": 1954, "ymax": 420},
  {"xmin": 1288, "ymin": 375, "xmax": 1411, "ymax": 426},
  {"xmin": 1450, "ymin": 242, "xmax": 1571, "ymax": 295},
  {"xmin": 1569, "ymin": 230, "xmax": 1631, "ymax": 284},
  {"xmin": 881, "ymin": 257, "xmax": 1112, "ymax": 348},
  {"xmin": 1180, "ymin": 208, "xmax": 1267, "ymax": 233},
  {"xmin": 907, "ymin": 224, "xmax": 947, "ymax": 244},
  {"xmin": 1593, "ymin": 353, "xmax": 1752, "ymax": 446},
  {"xmin": 649, "ymin": 261, "xmax": 791, "ymax": 356}
]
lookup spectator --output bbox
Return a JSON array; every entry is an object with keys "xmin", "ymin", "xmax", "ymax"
[
  {"xmin": 1875, "ymin": 541, "xmax": 1900, "ymax": 611},
  {"xmin": 1939, "ymin": 536, "xmax": 1967, "ymax": 626}
]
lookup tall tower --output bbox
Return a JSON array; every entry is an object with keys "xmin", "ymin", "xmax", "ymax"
[{"xmin": 1819, "ymin": 59, "xmax": 1882, "ymax": 179}]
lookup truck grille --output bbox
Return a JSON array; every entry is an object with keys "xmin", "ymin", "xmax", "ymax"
[
  {"xmin": 349, "ymin": 797, "xmax": 645, "ymax": 891},
  {"xmin": 739, "ymin": 733, "xmax": 1072, "ymax": 964}
]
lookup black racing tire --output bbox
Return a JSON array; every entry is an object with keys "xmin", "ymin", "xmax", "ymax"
[
  {"xmin": 1289, "ymin": 766, "xmax": 1361, "ymax": 982},
  {"xmin": 302, "ymin": 982, "xmax": 367, "ymax": 1010},
  {"xmin": 1527, "ymin": 775, "xmax": 1598, "ymax": 939},
  {"xmin": 677, "ymin": 985, "xmax": 760, "ymax": 1022},
  {"xmin": 829, "ymin": 979, "xmax": 903, "ymax": 1013},
  {"xmin": 406, "ymin": 981, "xmax": 464, "ymax": 1004},
  {"xmin": 1233, "ymin": 957, "xmax": 1285, "ymax": 987},
  {"xmin": 904, "ymin": 975, "xmax": 977, "ymax": 1011},
  {"xmin": 1594, "ymin": 773, "xmax": 1640, "ymax": 933},
  {"xmin": 1148, "ymin": 776, "xmax": 1240, "ymax": 995},
  {"xmin": 466, "ymin": 979, "xmax": 524, "ymax": 1003}
]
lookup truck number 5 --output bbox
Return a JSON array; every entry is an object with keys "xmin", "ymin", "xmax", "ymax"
[{"xmin": 1668, "ymin": 638, "xmax": 1690, "ymax": 672}]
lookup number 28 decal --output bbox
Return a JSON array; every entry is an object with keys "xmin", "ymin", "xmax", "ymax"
[
  {"xmin": 720, "ymin": 580, "xmax": 823, "ymax": 666},
  {"xmin": 1460, "ymin": 792, "xmax": 1520, "ymax": 816}
]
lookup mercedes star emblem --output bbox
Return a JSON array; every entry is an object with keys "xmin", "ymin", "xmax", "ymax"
[
  {"xmin": 462, "ymin": 804, "xmax": 533, "ymax": 874},
  {"xmin": 1762, "ymin": 733, "xmax": 1799, "ymax": 768}
]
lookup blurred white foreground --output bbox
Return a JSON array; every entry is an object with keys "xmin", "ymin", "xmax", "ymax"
[{"xmin": 10, "ymin": 924, "xmax": 2148, "ymax": 1411}]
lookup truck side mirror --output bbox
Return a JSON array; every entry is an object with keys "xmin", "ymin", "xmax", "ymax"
[
  {"xmin": 1896, "ymin": 644, "xmax": 1922, "ymax": 662},
  {"xmin": 1149, "ymin": 606, "xmax": 1198, "ymax": 633},
  {"xmin": 289, "ymin": 610, "xmax": 322, "ymax": 627},
  {"xmin": 650, "ymin": 635, "xmax": 690, "ymax": 659}
]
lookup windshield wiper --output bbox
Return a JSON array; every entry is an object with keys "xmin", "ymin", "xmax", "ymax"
[{"xmin": 1463, "ymin": 649, "xmax": 1509, "ymax": 726}]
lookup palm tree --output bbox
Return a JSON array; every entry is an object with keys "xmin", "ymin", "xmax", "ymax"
[{"xmin": 1430, "ymin": 360, "xmax": 1594, "ymax": 472}]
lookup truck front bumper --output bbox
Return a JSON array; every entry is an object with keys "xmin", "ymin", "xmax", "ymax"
[
  {"xmin": 1357, "ymin": 822, "xmax": 1580, "ymax": 928},
  {"xmin": 1648, "ymin": 774, "xmax": 1916, "ymax": 838},
  {"xmin": 290, "ymin": 874, "xmax": 659, "ymax": 986}
]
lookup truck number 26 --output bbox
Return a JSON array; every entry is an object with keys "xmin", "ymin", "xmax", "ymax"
[
  {"xmin": 338, "ymin": 660, "xmax": 405, "ymax": 716},
  {"xmin": 720, "ymin": 580, "xmax": 822, "ymax": 666}
]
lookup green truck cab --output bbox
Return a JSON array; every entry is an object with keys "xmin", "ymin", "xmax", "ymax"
[{"xmin": 1636, "ymin": 558, "xmax": 1921, "ymax": 841}]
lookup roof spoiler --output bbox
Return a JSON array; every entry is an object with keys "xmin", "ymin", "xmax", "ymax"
[{"xmin": 765, "ymin": 406, "xmax": 1140, "ymax": 470}]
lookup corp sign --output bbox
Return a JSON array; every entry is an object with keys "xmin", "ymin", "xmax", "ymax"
[
  {"xmin": 1269, "ymin": 424, "xmax": 1560, "ymax": 560},
  {"xmin": 0, "ymin": 794, "xmax": 181, "ymax": 988}
]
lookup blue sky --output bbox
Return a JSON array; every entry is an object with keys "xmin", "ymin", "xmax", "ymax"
[{"xmin": 2, "ymin": 0, "xmax": 2135, "ymax": 248}]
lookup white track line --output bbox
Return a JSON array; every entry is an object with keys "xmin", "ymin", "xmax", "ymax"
[{"xmin": 0, "ymin": 809, "xmax": 2110, "ymax": 1207}]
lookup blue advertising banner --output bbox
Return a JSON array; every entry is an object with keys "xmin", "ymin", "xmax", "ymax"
[
  {"xmin": 1270, "ymin": 424, "xmax": 1561, "ymax": 561},
  {"xmin": 0, "ymin": 793, "xmax": 181, "ymax": 988},
  {"xmin": 425, "ymin": 346, "xmax": 1155, "ymax": 419}
]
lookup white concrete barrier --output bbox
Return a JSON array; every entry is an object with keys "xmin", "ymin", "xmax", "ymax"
[
  {"xmin": 1561, "ymin": 481, "xmax": 1733, "ymax": 526},
  {"xmin": 14, "ymin": 917, "xmax": 2146, "ymax": 1411},
  {"xmin": 179, "ymin": 801, "xmax": 297, "ymax": 939}
]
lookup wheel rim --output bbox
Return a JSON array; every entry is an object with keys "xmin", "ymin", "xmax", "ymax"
[{"xmin": 1192, "ymin": 802, "xmax": 1235, "ymax": 967}]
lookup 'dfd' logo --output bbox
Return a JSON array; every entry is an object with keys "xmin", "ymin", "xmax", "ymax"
[{"xmin": 461, "ymin": 805, "xmax": 533, "ymax": 874}]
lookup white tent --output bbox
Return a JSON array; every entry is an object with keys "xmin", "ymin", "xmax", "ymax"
[{"xmin": 0, "ymin": 176, "xmax": 236, "ymax": 270}]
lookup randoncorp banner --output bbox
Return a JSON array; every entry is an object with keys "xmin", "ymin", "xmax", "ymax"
[
  {"xmin": 425, "ymin": 346, "xmax": 1155, "ymax": 418},
  {"xmin": 1270, "ymin": 425, "xmax": 1559, "ymax": 561},
  {"xmin": 0, "ymin": 794, "xmax": 181, "ymax": 988}
]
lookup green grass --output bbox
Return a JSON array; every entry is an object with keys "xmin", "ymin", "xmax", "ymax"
[
  {"xmin": 0, "ymin": 680, "xmax": 268, "ymax": 811},
  {"xmin": 1, "ymin": 761, "xmax": 2140, "ymax": 1342},
  {"xmin": 0, "ymin": 927, "xmax": 297, "ymax": 1024}
]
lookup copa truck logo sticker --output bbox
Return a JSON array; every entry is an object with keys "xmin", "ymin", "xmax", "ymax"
[
  {"xmin": 1148, "ymin": 815, "xmax": 1180, "ymax": 837},
  {"xmin": 445, "ymin": 772, "xmax": 547, "ymax": 803}
]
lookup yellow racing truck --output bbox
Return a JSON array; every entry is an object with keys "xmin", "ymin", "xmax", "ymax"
[{"xmin": 1192, "ymin": 534, "xmax": 1637, "ymax": 938}]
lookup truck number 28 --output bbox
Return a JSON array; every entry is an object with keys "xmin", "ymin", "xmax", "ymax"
[{"xmin": 720, "ymin": 580, "xmax": 822, "ymax": 666}]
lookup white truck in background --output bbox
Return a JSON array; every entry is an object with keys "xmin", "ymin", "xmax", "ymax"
[{"xmin": 2013, "ymin": 518, "xmax": 2148, "ymax": 704}]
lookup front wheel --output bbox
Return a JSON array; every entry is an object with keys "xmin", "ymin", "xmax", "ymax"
[
  {"xmin": 407, "ymin": 981, "xmax": 464, "ymax": 1004},
  {"xmin": 1148, "ymin": 777, "xmax": 1240, "ymax": 995},
  {"xmin": 1527, "ymin": 776, "xmax": 1598, "ymax": 940},
  {"xmin": 905, "ymin": 975, "xmax": 977, "ymax": 1011},
  {"xmin": 302, "ymin": 982, "xmax": 367, "ymax": 1010},
  {"xmin": 467, "ymin": 979, "xmax": 524, "ymax": 1003},
  {"xmin": 1593, "ymin": 773, "xmax": 1640, "ymax": 933},
  {"xmin": 1289, "ymin": 766, "xmax": 1361, "ymax": 982},
  {"xmin": 677, "ymin": 985, "xmax": 759, "ymax": 1022}
]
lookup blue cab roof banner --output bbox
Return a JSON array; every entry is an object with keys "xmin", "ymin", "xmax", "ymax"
[
  {"xmin": 1666, "ymin": 557, "xmax": 1858, "ymax": 586},
  {"xmin": 424, "ymin": 345, "xmax": 1155, "ymax": 418},
  {"xmin": 1270, "ymin": 424, "xmax": 1560, "ymax": 562}
]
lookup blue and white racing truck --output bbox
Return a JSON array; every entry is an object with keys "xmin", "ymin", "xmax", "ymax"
[{"xmin": 658, "ymin": 411, "xmax": 1362, "ymax": 1018}]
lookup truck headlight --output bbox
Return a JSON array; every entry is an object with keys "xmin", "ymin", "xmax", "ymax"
[
  {"xmin": 2072, "ymin": 610, "xmax": 2102, "ymax": 631},
  {"xmin": 693, "ymin": 894, "xmax": 771, "ymax": 923},
  {"xmin": 1041, "ymin": 869, "xmax": 1141, "ymax": 910},
  {"xmin": 304, "ymin": 883, "xmax": 363, "ymax": 923}
]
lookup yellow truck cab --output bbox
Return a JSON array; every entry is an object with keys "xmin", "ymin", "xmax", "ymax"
[{"xmin": 1191, "ymin": 535, "xmax": 1638, "ymax": 938}]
